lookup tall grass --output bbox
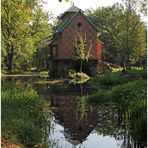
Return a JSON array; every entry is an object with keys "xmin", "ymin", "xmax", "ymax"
[
  {"xmin": 92, "ymin": 69, "xmax": 146, "ymax": 86},
  {"xmin": 2, "ymin": 84, "xmax": 51, "ymax": 147},
  {"xmin": 87, "ymin": 78, "xmax": 147, "ymax": 144}
]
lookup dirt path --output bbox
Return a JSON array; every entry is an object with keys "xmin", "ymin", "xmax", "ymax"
[{"xmin": 1, "ymin": 138, "xmax": 23, "ymax": 148}]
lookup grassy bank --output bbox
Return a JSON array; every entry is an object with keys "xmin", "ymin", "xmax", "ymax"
[
  {"xmin": 92, "ymin": 69, "xmax": 146, "ymax": 86},
  {"xmin": 1, "ymin": 85, "xmax": 51, "ymax": 147},
  {"xmin": 87, "ymin": 69, "xmax": 147, "ymax": 143}
]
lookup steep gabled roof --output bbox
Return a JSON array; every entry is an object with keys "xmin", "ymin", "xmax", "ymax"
[
  {"xmin": 56, "ymin": 11, "xmax": 100, "ymax": 33},
  {"xmin": 66, "ymin": 5, "xmax": 82, "ymax": 13},
  {"xmin": 49, "ymin": 6, "xmax": 103, "ymax": 46},
  {"xmin": 58, "ymin": 5, "xmax": 84, "ymax": 19}
]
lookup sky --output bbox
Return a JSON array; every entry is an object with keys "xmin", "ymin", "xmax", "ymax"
[{"xmin": 43, "ymin": 0, "xmax": 122, "ymax": 17}]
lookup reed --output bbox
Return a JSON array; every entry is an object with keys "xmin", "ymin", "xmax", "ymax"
[{"xmin": 2, "ymin": 86, "xmax": 51, "ymax": 147}]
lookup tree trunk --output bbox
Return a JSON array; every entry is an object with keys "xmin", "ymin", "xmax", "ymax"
[
  {"xmin": 7, "ymin": 44, "xmax": 14, "ymax": 73},
  {"xmin": 80, "ymin": 60, "xmax": 83, "ymax": 72}
]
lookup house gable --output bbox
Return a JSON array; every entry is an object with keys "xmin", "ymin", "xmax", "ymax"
[
  {"xmin": 57, "ymin": 12, "xmax": 100, "ymax": 60},
  {"xmin": 56, "ymin": 11, "xmax": 100, "ymax": 33}
]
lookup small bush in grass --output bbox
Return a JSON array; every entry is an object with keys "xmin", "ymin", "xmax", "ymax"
[
  {"xmin": 39, "ymin": 71, "xmax": 49, "ymax": 78},
  {"xmin": 68, "ymin": 70, "xmax": 90, "ymax": 84}
]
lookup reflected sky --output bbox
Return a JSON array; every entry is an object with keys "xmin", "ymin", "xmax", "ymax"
[
  {"xmin": 2, "ymin": 77, "xmax": 146, "ymax": 148},
  {"xmin": 49, "ymin": 118, "xmax": 123, "ymax": 148}
]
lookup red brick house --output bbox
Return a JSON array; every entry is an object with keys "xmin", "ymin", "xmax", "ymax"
[{"xmin": 49, "ymin": 5, "xmax": 102, "ymax": 77}]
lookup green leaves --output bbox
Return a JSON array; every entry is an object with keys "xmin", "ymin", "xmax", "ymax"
[
  {"xmin": 86, "ymin": 2, "xmax": 146, "ymax": 66},
  {"xmin": 74, "ymin": 33, "xmax": 92, "ymax": 72},
  {"xmin": 74, "ymin": 33, "xmax": 91, "ymax": 61},
  {"xmin": 2, "ymin": 0, "xmax": 53, "ymax": 71}
]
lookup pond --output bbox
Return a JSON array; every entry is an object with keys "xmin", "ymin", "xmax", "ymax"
[{"xmin": 1, "ymin": 77, "xmax": 146, "ymax": 148}]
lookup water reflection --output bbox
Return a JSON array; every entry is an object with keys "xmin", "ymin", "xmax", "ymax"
[{"xmin": 1, "ymin": 77, "xmax": 147, "ymax": 148}]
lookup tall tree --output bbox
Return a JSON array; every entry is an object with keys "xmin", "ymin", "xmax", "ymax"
[
  {"xmin": 30, "ymin": 4, "xmax": 53, "ymax": 69},
  {"xmin": 116, "ymin": 0, "xmax": 146, "ymax": 67},
  {"xmin": 86, "ymin": 2, "xmax": 146, "ymax": 67},
  {"xmin": 86, "ymin": 4, "xmax": 123, "ymax": 64},
  {"xmin": 2, "ymin": 0, "xmax": 32, "ymax": 71},
  {"xmin": 2, "ymin": 0, "xmax": 53, "ymax": 72}
]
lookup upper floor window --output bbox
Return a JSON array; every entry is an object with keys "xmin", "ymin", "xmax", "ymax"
[{"xmin": 77, "ymin": 22, "xmax": 82, "ymax": 27}]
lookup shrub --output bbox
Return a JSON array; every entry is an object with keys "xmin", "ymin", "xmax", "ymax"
[
  {"xmin": 68, "ymin": 70, "xmax": 90, "ymax": 84},
  {"xmin": 39, "ymin": 71, "xmax": 49, "ymax": 78}
]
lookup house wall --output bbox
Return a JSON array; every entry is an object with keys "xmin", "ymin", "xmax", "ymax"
[
  {"xmin": 96, "ymin": 40, "xmax": 102, "ymax": 60},
  {"xmin": 49, "ymin": 59, "xmax": 98, "ymax": 78},
  {"xmin": 57, "ymin": 13, "xmax": 98, "ymax": 60}
]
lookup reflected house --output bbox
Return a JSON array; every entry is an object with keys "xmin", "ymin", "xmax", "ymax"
[
  {"xmin": 50, "ymin": 94, "xmax": 99, "ymax": 144},
  {"xmin": 49, "ymin": 5, "xmax": 103, "ymax": 77}
]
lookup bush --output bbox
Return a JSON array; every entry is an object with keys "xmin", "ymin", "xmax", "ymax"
[
  {"xmin": 39, "ymin": 71, "xmax": 49, "ymax": 78},
  {"xmin": 68, "ymin": 70, "xmax": 90, "ymax": 84}
]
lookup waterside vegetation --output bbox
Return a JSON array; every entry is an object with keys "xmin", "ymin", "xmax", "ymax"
[
  {"xmin": 87, "ymin": 68, "xmax": 147, "ymax": 145},
  {"xmin": 1, "ymin": 83, "xmax": 52, "ymax": 147}
]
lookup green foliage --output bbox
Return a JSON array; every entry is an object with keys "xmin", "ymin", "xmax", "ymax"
[
  {"xmin": 68, "ymin": 70, "xmax": 90, "ymax": 84},
  {"xmin": 92, "ymin": 69, "xmax": 146, "ymax": 86},
  {"xmin": 110, "ymin": 79, "xmax": 146, "ymax": 105},
  {"xmin": 39, "ymin": 71, "xmax": 49, "ymax": 78},
  {"xmin": 86, "ymin": 5, "xmax": 121, "ymax": 64},
  {"xmin": 87, "ymin": 90, "xmax": 112, "ymax": 104},
  {"xmin": 1, "ymin": 0, "xmax": 53, "ymax": 72},
  {"xmin": 1, "ymin": 85, "xmax": 51, "ymax": 147},
  {"xmin": 75, "ymin": 95, "xmax": 89, "ymax": 121},
  {"xmin": 116, "ymin": 1, "xmax": 146, "ymax": 66},
  {"xmin": 86, "ymin": 2, "xmax": 146, "ymax": 66},
  {"xmin": 88, "ymin": 78, "xmax": 146, "ymax": 120},
  {"xmin": 111, "ymin": 79, "xmax": 147, "ymax": 140},
  {"xmin": 87, "ymin": 78, "xmax": 147, "ymax": 141},
  {"xmin": 74, "ymin": 33, "xmax": 91, "ymax": 61},
  {"xmin": 74, "ymin": 33, "xmax": 91, "ymax": 72}
]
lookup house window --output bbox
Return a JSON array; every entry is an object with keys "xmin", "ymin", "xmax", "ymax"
[{"xmin": 77, "ymin": 22, "xmax": 82, "ymax": 27}]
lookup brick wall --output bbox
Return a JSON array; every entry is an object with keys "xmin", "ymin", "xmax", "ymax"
[{"xmin": 57, "ymin": 13, "xmax": 98, "ymax": 60}]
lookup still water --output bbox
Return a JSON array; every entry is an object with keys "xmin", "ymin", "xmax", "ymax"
[{"xmin": 2, "ymin": 77, "xmax": 146, "ymax": 148}]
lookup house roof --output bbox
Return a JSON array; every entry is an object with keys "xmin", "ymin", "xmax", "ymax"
[
  {"xmin": 49, "ymin": 6, "xmax": 103, "ymax": 45},
  {"xmin": 66, "ymin": 5, "xmax": 83, "ymax": 13},
  {"xmin": 58, "ymin": 5, "xmax": 84, "ymax": 19},
  {"xmin": 56, "ymin": 11, "xmax": 100, "ymax": 33}
]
